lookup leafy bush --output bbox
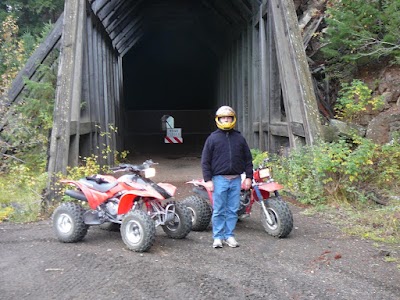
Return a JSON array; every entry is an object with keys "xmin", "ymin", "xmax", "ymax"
[
  {"xmin": 0, "ymin": 164, "xmax": 47, "ymax": 222},
  {"xmin": 48, "ymin": 155, "xmax": 109, "ymax": 203},
  {"xmin": 335, "ymin": 79, "xmax": 384, "ymax": 122},
  {"xmin": 0, "ymin": 15, "xmax": 27, "ymax": 95},
  {"xmin": 2, "ymin": 65, "xmax": 56, "ymax": 170},
  {"xmin": 272, "ymin": 136, "xmax": 400, "ymax": 205},
  {"xmin": 50, "ymin": 137, "xmax": 129, "ymax": 204},
  {"xmin": 0, "ymin": 15, "xmax": 57, "ymax": 171},
  {"xmin": 273, "ymin": 145, "xmax": 326, "ymax": 205},
  {"xmin": 250, "ymin": 148, "xmax": 268, "ymax": 168}
]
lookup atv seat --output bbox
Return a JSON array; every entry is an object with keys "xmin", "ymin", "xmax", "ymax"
[{"xmin": 79, "ymin": 178, "xmax": 118, "ymax": 192}]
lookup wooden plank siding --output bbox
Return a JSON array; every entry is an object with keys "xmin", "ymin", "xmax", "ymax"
[{"xmin": 215, "ymin": 0, "xmax": 323, "ymax": 154}]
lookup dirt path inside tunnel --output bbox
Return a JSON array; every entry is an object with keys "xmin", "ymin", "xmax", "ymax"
[{"xmin": 0, "ymin": 155, "xmax": 399, "ymax": 300}]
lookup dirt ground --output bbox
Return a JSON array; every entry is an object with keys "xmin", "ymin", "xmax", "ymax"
[{"xmin": 0, "ymin": 155, "xmax": 399, "ymax": 300}]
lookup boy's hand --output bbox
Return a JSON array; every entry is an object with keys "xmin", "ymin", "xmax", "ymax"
[
  {"xmin": 205, "ymin": 180, "xmax": 214, "ymax": 192},
  {"xmin": 244, "ymin": 178, "xmax": 252, "ymax": 190}
]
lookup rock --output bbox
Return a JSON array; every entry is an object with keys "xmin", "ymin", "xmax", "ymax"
[
  {"xmin": 366, "ymin": 106, "xmax": 400, "ymax": 144},
  {"xmin": 382, "ymin": 92, "xmax": 394, "ymax": 110},
  {"xmin": 357, "ymin": 114, "xmax": 375, "ymax": 127},
  {"xmin": 327, "ymin": 119, "xmax": 366, "ymax": 141},
  {"xmin": 378, "ymin": 250, "xmax": 391, "ymax": 257},
  {"xmin": 378, "ymin": 82, "xmax": 389, "ymax": 94}
]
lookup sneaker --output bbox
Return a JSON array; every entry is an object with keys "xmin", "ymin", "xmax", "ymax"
[
  {"xmin": 213, "ymin": 239, "xmax": 223, "ymax": 248},
  {"xmin": 224, "ymin": 237, "xmax": 239, "ymax": 248},
  {"xmin": 238, "ymin": 213, "xmax": 250, "ymax": 220}
]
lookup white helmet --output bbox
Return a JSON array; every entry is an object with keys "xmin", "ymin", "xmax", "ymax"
[{"xmin": 215, "ymin": 106, "xmax": 237, "ymax": 130}]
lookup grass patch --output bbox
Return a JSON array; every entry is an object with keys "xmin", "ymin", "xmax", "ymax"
[
  {"xmin": 305, "ymin": 201, "xmax": 400, "ymax": 245},
  {"xmin": 342, "ymin": 204, "xmax": 400, "ymax": 244}
]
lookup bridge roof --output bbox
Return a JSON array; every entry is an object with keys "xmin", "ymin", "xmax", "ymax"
[{"xmin": 89, "ymin": 0, "xmax": 258, "ymax": 57}]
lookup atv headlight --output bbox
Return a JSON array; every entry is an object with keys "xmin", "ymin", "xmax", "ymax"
[
  {"xmin": 259, "ymin": 168, "xmax": 270, "ymax": 179},
  {"xmin": 142, "ymin": 168, "xmax": 156, "ymax": 178}
]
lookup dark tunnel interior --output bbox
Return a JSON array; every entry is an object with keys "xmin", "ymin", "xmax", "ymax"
[
  {"xmin": 122, "ymin": 28, "xmax": 221, "ymax": 156},
  {"xmin": 119, "ymin": 0, "xmax": 244, "ymax": 156},
  {"xmin": 123, "ymin": 28, "xmax": 218, "ymax": 111}
]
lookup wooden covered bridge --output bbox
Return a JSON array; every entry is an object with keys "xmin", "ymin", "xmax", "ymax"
[{"xmin": 8, "ymin": 0, "xmax": 323, "ymax": 179}]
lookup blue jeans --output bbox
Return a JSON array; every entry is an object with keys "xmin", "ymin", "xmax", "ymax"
[{"xmin": 212, "ymin": 175, "xmax": 241, "ymax": 240}]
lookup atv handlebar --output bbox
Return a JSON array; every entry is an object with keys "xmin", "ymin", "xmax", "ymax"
[
  {"xmin": 257, "ymin": 158, "xmax": 270, "ymax": 169},
  {"xmin": 110, "ymin": 160, "xmax": 158, "ymax": 173}
]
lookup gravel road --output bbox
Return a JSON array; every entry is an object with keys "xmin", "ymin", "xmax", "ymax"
[{"xmin": 0, "ymin": 155, "xmax": 399, "ymax": 300}]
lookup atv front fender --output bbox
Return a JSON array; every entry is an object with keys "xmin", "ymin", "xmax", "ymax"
[
  {"xmin": 186, "ymin": 180, "xmax": 213, "ymax": 201},
  {"xmin": 257, "ymin": 181, "xmax": 283, "ymax": 192},
  {"xmin": 252, "ymin": 182, "xmax": 283, "ymax": 201},
  {"xmin": 117, "ymin": 189, "xmax": 163, "ymax": 215},
  {"xmin": 158, "ymin": 183, "xmax": 177, "ymax": 197}
]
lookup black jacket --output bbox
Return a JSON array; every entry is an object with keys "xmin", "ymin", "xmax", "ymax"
[{"xmin": 201, "ymin": 129, "xmax": 253, "ymax": 182}]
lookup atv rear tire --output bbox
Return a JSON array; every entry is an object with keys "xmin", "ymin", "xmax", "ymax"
[
  {"xmin": 52, "ymin": 202, "xmax": 89, "ymax": 243},
  {"xmin": 181, "ymin": 195, "xmax": 212, "ymax": 231},
  {"xmin": 260, "ymin": 196, "xmax": 293, "ymax": 238},
  {"xmin": 121, "ymin": 210, "xmax": 155, "ymax": 252},
  {"xmin": 162, "ymin": 201, "xmax": 192, "ymax": 239}
]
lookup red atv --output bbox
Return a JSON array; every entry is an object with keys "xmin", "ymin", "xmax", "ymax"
[
  {"xmin": 52, "ymin": 160, "xmax": 192, "ymax": 252},
  {"xmin": 182, "ymin": 158, "xmax": 293, "ymax": 238}
]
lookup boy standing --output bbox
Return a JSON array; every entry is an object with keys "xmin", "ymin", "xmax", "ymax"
[{"xmin": 201, "ymin": 106, "xmax": 253, "ymax": 248}]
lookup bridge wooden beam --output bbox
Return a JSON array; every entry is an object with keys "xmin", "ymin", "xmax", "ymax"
[
  {"xmin": 253, "ymin": 121, "xmax": 305, "ymax": 138},
  {"xmin": 266, "ymin": 3, "xmax": 285, "ymax": 154},
  {"xmin": 69, "ymin": 121, "xmax": 99, "ymax": 135},
  {"xmin": 258, "ymin": 4, "xmax": 268, "ymax": 151},
  {"xmin": 47, "ymin": 0, "xmax": 86, "ymax": 201},
  {"xmin": 252, "ymin": 3, "xmax": 268, "ymax": 27},
  {"xmin": 269, "ymin": 0, "xmax": 324, "ymax": 147},
  {"xmin": 6, "ymin": 14, "xmax": 63, "ymax": 106}
]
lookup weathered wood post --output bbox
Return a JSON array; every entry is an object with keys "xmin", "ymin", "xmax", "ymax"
[
  {"xmin": 46, "ymin": 0, "xmax": 86, "ymax": 203},
  {"xmin": 259, "ymin": 4, "xmax": 268, "ymax": 151},
  {"xmin": 270, "ymin": 0, "xmax": 324, "ymax": 147}
]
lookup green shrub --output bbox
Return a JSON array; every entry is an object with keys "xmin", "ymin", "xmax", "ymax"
[
  {"xmin": 51, "ymin": 139, "xmax": 129, "ymax": 204},
  {"xmin": 250, "ymin": 148, "xmax": 268, "ymax": 168},
  {"xmin": 335, "ymin": 79, "xmax": 384, "ymax": 122},
  {"xmin": 273, "ymin": 145, "xmax": 326, "ymax": 205},
  {"xmin": 271, "ymin": 136, "xmax": 400, "ymax": 205},
  {"xmin": 0, "ymin": 164, "xmax": 47, "ymax": 222}
]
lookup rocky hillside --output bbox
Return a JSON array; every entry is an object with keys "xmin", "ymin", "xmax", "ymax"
[
  {"xmin": 295, "ymin": 0, "xmax": 400, "ymax": 144},
  {"xmin": 359, "ymin": 65, "xmax": 400, "ymax": 144}
]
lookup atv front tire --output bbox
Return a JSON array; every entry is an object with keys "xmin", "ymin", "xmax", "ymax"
[
  {"xmin": 121, "ymin": 210, "xmax": 155, "ymax": 252},
  {"xmin": 181, "ymin": 195, "xmax": 212, "ymax": 231},
  {"xmin": 162, "ymin": 201, "xmax": 192, "ymax": 239},
  {"xmin": 260, "ymin": 196, "xmax": 293, "ymax": 238},
  {"xmin": 52, "ymin": 202, "xmax": 89, "ymax": 243}
]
